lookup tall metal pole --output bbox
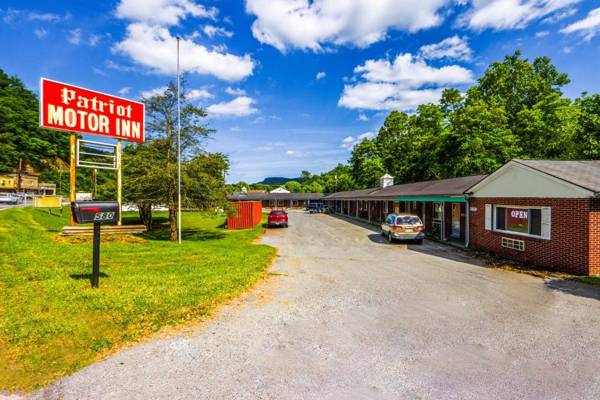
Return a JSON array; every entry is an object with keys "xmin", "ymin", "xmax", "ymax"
[
  {"xmin": 176, "ymin": 37, "xmax": 182, "ymax": 244},
  {"xmin": 116, "ymin": 139, "xmax": 122, "ymax": 226}
]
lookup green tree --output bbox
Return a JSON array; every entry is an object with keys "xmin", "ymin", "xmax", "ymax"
[
  {"xmin": 444, "ymin": 100, "xmax": 519, "ymax": 176},
  {"xmin": 285, "ymin": 180, "xmax": 302, "ymax": 192},
  {"xmin": 574, "ymin": 93, "xmax": 600, "ymax": 159},
  {"xmin": 350, "ymin": 139, "xmax": 386, "ymax": 188},
  {"xmin": 123, "ymin": 81, "xmax": 221, "ymax": 240},
  {"xmin": 0, "ymin": 69, "xmax": 69, "ymax": 177}
]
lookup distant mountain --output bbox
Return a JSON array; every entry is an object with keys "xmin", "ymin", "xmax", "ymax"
[{"xmin": 256, "ymin": 177, "xmax": 301, "ymax": 185}]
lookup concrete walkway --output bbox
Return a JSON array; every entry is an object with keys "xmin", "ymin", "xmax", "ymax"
[{"xmin": 33, "ymin": 212, "xmax": 600, "ymax": 399}]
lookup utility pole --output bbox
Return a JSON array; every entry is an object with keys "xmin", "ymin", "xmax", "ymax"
[
  {"xmin": 17, "ymin": 158, "xmax": 22, "ymax": 194},
  {"xmin": 176, "ymin": 36, "xmax": 182, "ymax": 244}
]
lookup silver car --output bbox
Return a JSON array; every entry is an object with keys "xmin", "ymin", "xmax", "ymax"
[{"xmin": 381, "ymin": 213, "xmax": 425, "ymax": 244}]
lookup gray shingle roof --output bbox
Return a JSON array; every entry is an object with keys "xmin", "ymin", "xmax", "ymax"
[
  {"xmin": 514, "ymin": 159, "xmax": 600, "ymax": 194},
  {"xmin": 323, "ymin": 188, "xmax": 379, "ymax": 199},
  {"xmin": 324, "ymin": 175, "xmax": 486, "ymax": 200},
  {"xmin": 369, "ymin": 175, "xmax": 487, "ymax": 199}
]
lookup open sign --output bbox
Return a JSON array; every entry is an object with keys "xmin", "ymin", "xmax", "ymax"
[{"xmin": 510, "ymin": 209, "xmax": 528, "ymax": 219}]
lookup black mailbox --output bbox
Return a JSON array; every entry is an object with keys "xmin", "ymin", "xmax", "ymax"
[
  {"xmin": 71, "ymin": 201, "xmax": 120, "ymax": 224},
  {"xmin": 70, "ymin": 200, "xmax": 120, "ymax": 288}
]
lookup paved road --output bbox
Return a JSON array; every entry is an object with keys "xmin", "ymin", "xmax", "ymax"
[{"xmin": 34, "ymin": 212, "xmax": 600, "ymax": 399}]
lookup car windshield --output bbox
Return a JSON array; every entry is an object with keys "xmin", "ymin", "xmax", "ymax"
[
  {"xmin": 270, "ymin": 210, "xmax": 286, "ymax": 215},
  {"xmin": 396, "ymin": 216, "xmax": 422, "ymax": 225}
]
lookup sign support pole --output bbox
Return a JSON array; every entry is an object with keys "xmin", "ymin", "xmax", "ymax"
[
  {"xmin": 116, "ymin": 139, "xmax": 122, "ymax": 226},
  {"xmin": 69, "ymin": 134, "xmax": 77, "ymax": 226}
]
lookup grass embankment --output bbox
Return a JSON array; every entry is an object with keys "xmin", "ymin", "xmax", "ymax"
[{"xmin": 0, "ymin": 207, "xmax": 275, "ymax": 392}]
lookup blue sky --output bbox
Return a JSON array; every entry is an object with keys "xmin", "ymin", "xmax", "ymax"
[{"xmin": 2, "ymin": 0, "xmax": 600, "ymax": 183}]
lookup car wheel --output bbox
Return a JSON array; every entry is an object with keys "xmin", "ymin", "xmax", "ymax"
[{"xmin": 416, "ymin": 239, "xmax": 423, "ymax": 245}]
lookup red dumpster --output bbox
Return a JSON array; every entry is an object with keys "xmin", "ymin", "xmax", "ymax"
[{"xmin": 227, "ymin": 201, "xmax": 263, "ymax": 229}]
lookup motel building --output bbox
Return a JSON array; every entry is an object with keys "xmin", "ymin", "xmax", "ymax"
[
  {"xmin": 228, "ymin": 192, "xmax": 326, "ymax": 209},
  {"xmin": 324, "ymin": 159, "xmax": 600, "ymax": 276}
]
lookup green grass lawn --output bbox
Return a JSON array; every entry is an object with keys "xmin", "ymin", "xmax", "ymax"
[{"xmin": 0, "ymin": 207, "xmax": 275, "ymax": 392}]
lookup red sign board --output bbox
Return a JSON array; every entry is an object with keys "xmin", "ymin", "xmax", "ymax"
[{"xmin": 39, "ymin": 78, "xmax": 145, "ymax": 143}]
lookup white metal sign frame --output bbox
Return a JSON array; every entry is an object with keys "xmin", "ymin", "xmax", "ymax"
[{"xmin": 76, "ymin": 139, "xmax": 118, "ymax": 170}]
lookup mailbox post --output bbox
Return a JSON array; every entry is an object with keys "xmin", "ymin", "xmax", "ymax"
[{"xmin": 71, "ymin": 201, "xmax": 120, "ymax": 288}]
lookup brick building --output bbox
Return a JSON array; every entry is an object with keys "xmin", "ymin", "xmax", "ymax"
[
  {"xmin": 467, "ymin": 160, "xmax": 600, "ymax": 276},
  {"xmin": 324, "ymin": 159, "xmax": 600, "ymax": 276}
]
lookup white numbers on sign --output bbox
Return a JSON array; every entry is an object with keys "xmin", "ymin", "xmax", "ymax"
[
  {"xmin": 510, "ymin": 210, "xmax": 528, "ymax": 219},
  {"xmin": 94, "ymin": 212, "xmax": 115, "ymax": 221}
]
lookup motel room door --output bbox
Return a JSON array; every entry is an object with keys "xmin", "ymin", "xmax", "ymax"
[{"xmin": 451, "ymin": 203, "xmax": 461, "ymax": 239}]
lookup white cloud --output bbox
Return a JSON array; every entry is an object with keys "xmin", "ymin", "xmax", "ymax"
[
  {"xmin": 3, "ymin": 8, "xmax": 70, "ymax": 24},
  {"xmin": 245, "ymin": 0, "xmax": 449, "ymax": 52},
  {"xmin": 419, "ymin": 35, "xmax": 472, "ymax": 61},
  {"xmin": 207, "ymin": 96, "xmax": 258, "ymax": 117},
  {"xmin": 33, "ymin": 28, "xmax": 47, "ymax": 38},
  {"xmin": 286, "ymin": 150, "xmax": 297, "ymax": 155},
  {"xmin": 187, "ymin": 88, "xmax": 213, "ymax": 100},
  {"xmin": 542, "ymin": 7, "xmax": 577, "ymax": 24},
  {"xmin": 202, "ymin": 24, "xmax": 233, "ymax": 38},
  {"xmin": 105, "ymin": 60, "xmax": 138, "ymax": 72},
  {"xmin": 460, "ymin": 0, "xmax": 580, "ymax": 31},
  {"xmin": 316, "ymin": 71, "xmax": 326, "ymax": 80},
  {"xmin": 535, "ymin": 30, "xmax": 550, "ymax": 37},
  {"xmin": 118, "ymin": 87, "xmax": 131, "ymax": 95},
  {"xmin": 358, "ymin": 113, "xmax": 369, "ymax": 121},
  {"xmin": 140, "ymin": 86, "xmax": 168, "ymax": 98},
  {"xmin": 115, "ymin": 0, "xmax": 217, "ymax": 26},
  {"xmin": 352, "ymin": 53, "xmax": 473, "ymax": 86},
  {"xmin": 338, "ymin": 52, "xmax": 473, "ymax": 111},
  {"xmin": 88, "ymin": 33, "xmax": 101, "ymax": 46},
  {"xmin": 225, "ymin": 87, "xmax": 246, "ymax": 96},
  {"xmin": 340, "ymin": 131, "xmax": 377, "ymax": 149},
  {"xmin": 114, "ymin": 23, "xmax": 255, "ymax": 81},
  {"xmin": 561, "ymin": 7, "xmax": 600, "ymax": 40},
  {"xmin": 67, "ymin": 28, "xmax": 82, "ymax": 45}
]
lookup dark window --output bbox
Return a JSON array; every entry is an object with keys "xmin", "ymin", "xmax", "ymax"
[
  {"xmin": 396, "ymin": 216, "xmax": 422, "ymax": 225},
  {"xmin": 270, "ymin": 210, "xmax": 286, "ymax": 215},
  {"xmin": 529, "ymin": 208, "xmax": 542, "ymax": 236},
  {"xmin": 496, "ymin": 207, "xmax": 506, "ymax": 230}
]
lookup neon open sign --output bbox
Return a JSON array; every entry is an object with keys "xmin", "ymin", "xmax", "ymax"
[{"xmin": 39, "ymin": 78, "xmax": 145, "ymax": 143}]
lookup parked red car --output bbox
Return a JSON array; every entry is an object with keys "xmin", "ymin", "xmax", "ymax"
[{"xmin": 268, "ymin": 209, "xmax": 288, "ymax": 228}]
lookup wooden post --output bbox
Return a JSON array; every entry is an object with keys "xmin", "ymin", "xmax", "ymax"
[
  {"xmin": 116, "ymin": 139, "xmax": 122, "ymax": 226},
  {"xmin": 69, "ymin": 134, "xmax": 77, "ymax": 226},
  {"xmin": 91, "ymin": 168, "xmax": 97, "ymax": 200}
]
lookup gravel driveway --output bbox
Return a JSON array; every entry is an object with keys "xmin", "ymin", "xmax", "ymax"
[{"xmin": 33, "ymin": 212, "xmax": 600, "ymax": 399}]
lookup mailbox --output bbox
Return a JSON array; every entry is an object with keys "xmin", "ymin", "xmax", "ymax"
[
  {"xmin": 71, "ymin": 201, "xmax": 120, "ymax": 224},
  {"xmin": 70, "ymin": 201, "xmax": 120, "ymax": 288}
]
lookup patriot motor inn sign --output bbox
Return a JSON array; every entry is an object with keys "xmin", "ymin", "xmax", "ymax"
[{"xmin": 39, "ymin": 78, "xmax": 145, "ymax": 143}]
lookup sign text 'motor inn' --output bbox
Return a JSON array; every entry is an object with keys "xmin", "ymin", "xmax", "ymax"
[{"xmin": 39, "ymin": 78, "xmax": 145, "ymax": 143}]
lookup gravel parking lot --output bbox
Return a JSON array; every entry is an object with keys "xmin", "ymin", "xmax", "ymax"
[{"xmin": 33, "ymin": 211, "xmax": 600, "ymax": 400}]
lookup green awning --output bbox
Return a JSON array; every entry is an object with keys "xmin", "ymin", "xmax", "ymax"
[{"xmin": 395, "ymin": 196, "xmax": 467, "ymax": 203}]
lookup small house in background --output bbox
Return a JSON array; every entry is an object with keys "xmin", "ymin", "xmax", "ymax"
[{"xmin": 270, "ymin": 186, "xmax": 291, "ymax": 194}]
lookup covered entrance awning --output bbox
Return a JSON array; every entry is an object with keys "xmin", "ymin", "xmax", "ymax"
[{"xmin": 395, "ymin": 196, "xmax": 467, "ymax": 203}]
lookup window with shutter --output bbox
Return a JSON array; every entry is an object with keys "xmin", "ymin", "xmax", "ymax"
[
  {"xmin": 541, "ymin": 207, "xmax": 551, "ymax": 239},
  {"xmin": 485, "ymin": 204, "xmax": 492, "ymax": 230}
]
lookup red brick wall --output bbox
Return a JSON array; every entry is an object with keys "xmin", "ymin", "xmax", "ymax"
[
  {"xmin": 469, "ymin": 198, "xmax": 592, "ymax": 275},
  {"xmin": 590, "ymin": 199, "xmax": 600, "ymax": 275}
]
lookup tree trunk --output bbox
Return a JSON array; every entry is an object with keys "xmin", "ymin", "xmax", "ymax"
[
  {"xmin": 169, "ymin": 207, "xmax": 177, "ymax": 241},
  {"xmin": 138, "ymin": 203, "xmax": 153, "ymax": 231}
]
